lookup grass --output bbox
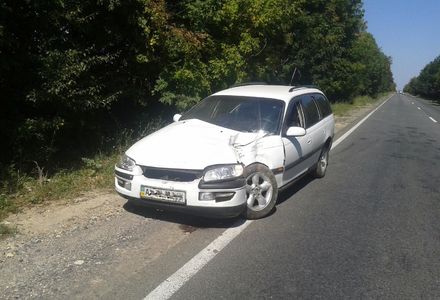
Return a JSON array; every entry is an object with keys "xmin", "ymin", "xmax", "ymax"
[
  {"xmin": 0, "ymin": 152, "xmax": 119, "ymax": 222},
  {"xmin": 331, "ymin": 93, "xmax": 391, "ymax": 116}
]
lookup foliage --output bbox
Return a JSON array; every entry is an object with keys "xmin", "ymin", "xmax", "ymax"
[
  {"xmin": 350, "ymin": 32, "xmax": 395, "ymax": 97},
  {"xmin": 1, "ymin": 0, "xmax": 395, "ymax": 184},
  {"xmin": 404, "ymin": 55, "xmax": 440, "ymax": 100},
  {"xmin": 0, "ymin": 114, "xmax": 167, "ymax": 220}
]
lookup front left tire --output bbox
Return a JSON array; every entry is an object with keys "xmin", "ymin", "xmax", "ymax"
[{"xmin": 244, "ymin": 163, "xmax": 278, "ymax": 219}]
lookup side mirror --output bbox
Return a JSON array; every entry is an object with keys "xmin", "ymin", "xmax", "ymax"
[
  {"xmin": 173, "ymin": 114, "xmax": 182, "ymax": 122},
  {"xmin": 286, "ymin": 126, "xmax": 306, "ymax": 137}
]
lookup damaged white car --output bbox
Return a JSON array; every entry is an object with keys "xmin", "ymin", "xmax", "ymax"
[{"xmin": 115, "ymin": 84, "xmax": 334, "ymax": 219}]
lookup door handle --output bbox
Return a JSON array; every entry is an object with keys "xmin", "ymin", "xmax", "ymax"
[{"xmin": 307, "ymin": 139, "xmax": 312, "ymax": 144}]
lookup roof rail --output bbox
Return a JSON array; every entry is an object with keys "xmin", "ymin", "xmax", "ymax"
[
  {"xmin": 288, "ymin": 85, "xmax": 319, "ymax": 92},
  {"xmin": 231, "ymin": 81, "xmax": 268, "ymax": 88}
]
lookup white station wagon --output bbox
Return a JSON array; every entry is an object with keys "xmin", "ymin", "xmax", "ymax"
[{"xmin": 115, "ymin": 84, "xmax": 334, "ymax": 219}]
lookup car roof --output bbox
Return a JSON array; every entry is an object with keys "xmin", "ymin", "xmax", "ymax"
[{"xmin": 212, "ymin": 85, "xmax": 324, "ymax": 103}]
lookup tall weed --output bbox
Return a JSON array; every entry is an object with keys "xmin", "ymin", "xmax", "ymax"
[{"xmin": 0, "ymin": 115, "xmax": 168, "ymax": 220}]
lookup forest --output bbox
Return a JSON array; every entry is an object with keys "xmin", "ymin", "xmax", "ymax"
[
  {"xmin": 404, "ymin": 55, "xmax": 440, "ymax": 100},
  {"xmin": 0, "ymin": 0, "xmax": 395, "ymax": 177}
]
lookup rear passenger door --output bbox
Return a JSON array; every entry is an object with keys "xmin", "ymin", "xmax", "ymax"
[
  {"xmin": 300, "ymin": 94, "xmax": 326, "ymax": 168},
  {"xmin": 312, "ymin": 93, "xmax": 334, "ymax": 139}
]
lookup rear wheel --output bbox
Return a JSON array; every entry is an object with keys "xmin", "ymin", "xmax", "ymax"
[
  {"xmin": 244, "ymin": 164, "xmax": 278, "ymax": 219},
  {"xmin": 313, "ymin": 146, "xmax": 330, "ymax": 178}
]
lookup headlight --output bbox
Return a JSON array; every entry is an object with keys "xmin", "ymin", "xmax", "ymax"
[
  {"xmin": 116, "ymin": 154, "xmax": 136, "ymax": 171},
  {"xmin": 203, "ymin": 164, "xmax": 244, "ymax": 182}
]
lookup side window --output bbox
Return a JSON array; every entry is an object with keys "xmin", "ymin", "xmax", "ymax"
[
  {"xmin": 285, "ymin": 100, "xmax": 304, "ymax": 129},
  {"xmin": 301, "ymin": 94, "xmax": 320, "ymax": 128},
  {"xmin": 313, "ymin": 94, "xmax": 332, "ymax": 118}
]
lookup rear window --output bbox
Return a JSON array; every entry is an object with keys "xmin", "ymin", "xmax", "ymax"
[
  {"xmin": 313, "ymin": 94, "xmax": 332, "ymax": 118},
  {"xmin": 301, "ymin": 94, "xmax": 320, "ymax": 128}
]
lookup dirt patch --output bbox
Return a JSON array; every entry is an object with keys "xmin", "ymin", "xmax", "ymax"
[
  {"xmin": 0, "ymin": 191, "xmax": 191, "ymax": 299},
  {"xmin": 3, "ymin": 190, "xmax": 123, "ymax": 237}
]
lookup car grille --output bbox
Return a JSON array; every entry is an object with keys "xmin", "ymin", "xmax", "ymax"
[{"xmin": 141, "ymin": 166, "xmax": 203, "ymax": 182}]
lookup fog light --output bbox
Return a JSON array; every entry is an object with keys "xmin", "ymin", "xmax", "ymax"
[
  {"xmin": 117, "ymin": 178, "xmax": 132, "ymax": 191},
  {"xmin": 199, "ymin": 192, "xmax": 235, "ymax": 202},
  {"xmin": 199, "ymin": 192, "xmax": 215, "ymax": 201}
]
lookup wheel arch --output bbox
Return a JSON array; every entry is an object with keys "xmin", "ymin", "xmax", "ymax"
[
  {"xmin": 324, "ymin": 136, "xmax": 332, "ymax": 150},
  {"xmin": 244, "ymin": 161, "xmax": 271, "ymax": 171}
]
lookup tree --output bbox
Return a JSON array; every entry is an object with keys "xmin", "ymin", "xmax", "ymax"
[
  {"xmin": 404, "ymin": 55, "xmax": 440, "ymax": 100},
  {"xmin": 350, "ymin": 32, "xmax": 395, "ymax": 97},
  {"xmin": 0, "ymin": 0, "xmax": 396, "ymax": 173}
]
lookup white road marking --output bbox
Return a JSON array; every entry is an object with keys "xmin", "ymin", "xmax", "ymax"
[
  {"xmin": 331, "ymin": 94, "xmax": 393, "ymax": 150},
  {"xmin": 412, "ymin": 102, "xmax": 414, "ymax": 104},
  {"xmin": 144, "ymin": 220, "xmax": 252, "ymax": 300},
  {"xmin": 413, "ymin": 101, "xmax": 438, "ymax": 123},
  {"xmin": 144, "ymin": 93, "xmax": 394, "ymax": 300}
]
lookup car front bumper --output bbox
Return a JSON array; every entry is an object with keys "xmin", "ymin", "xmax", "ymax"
[{"xmin": 114, "ymin": 166, "xmax": 247, "ymax": 218}]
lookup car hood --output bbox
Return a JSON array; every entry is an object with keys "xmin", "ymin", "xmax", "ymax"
[{"xmin": 126, "ymin": 119, "xmax": 260, "ymax": 170}]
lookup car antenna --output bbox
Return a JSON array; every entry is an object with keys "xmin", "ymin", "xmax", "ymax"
[{"xmin": 289, "ymin": 67, "xmax": 301, "ymax": 86}]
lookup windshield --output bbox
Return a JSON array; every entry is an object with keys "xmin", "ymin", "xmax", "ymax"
[{"xmin": 181, "ymin": 95, "xmax": 284, "ymax": 134}]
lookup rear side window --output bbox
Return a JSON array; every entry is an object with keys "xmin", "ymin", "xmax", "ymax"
[
  {"xmin": 313, "ymin": 94, "xmax": 332, "ymax": 118},
  {"xmin": 301, "ymin": 94, "xmax": 320, "ymax": 128}
]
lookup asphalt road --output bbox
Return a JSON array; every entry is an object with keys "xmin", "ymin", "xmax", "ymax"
[{"xmin": 139, "ymin": 93, "xmax": 440, "ymax": 299}]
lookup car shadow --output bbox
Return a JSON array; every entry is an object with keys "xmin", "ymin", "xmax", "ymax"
[
  {"xmin": 122, "ymin": 201, "xmax": 243, "ymax": 229},
  {"xmin": 276, "ymin": 174, "xmax": 315, "ymax": 205}
]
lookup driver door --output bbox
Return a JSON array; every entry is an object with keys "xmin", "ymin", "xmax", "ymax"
[{"xmin": 281, "ymin": 98, "xmax": 309, "ymax": 184}]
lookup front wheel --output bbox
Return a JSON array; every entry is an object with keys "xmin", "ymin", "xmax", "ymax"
[{"xmin": 244, "ymin": 164, "xmax": 278, "ymax": 219}]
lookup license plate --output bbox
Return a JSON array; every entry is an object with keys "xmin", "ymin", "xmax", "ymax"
[{"xmin": 140, "ymin": 186, "xmax": 186, "ymax": 205}]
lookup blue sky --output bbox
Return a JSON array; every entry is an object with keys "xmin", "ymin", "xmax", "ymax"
[{"xmin": 363, "ymin": 0, "xmax": 440, "ymax": 90}]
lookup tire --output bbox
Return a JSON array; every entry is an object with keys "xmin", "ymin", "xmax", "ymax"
[
  {"xmin": 244, "ymin": 164, "xmax": 278, "ymax": 219},
  {"xmin": 313, "ymin": 145, "xmax": 330, "ymax": 178}
]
